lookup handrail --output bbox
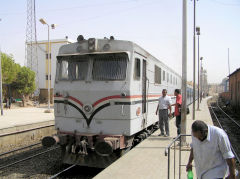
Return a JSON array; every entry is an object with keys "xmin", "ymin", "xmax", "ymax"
[
  {"xmin": 165, "ymin": 134, "xmax": 191, "ymax": 156},
  {"xmin": 165, "ymin": 134, "xmax": 192, "ymax": 179}
]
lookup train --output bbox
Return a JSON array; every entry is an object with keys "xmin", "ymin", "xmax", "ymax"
[{"xmin": 42, "ymin": 35, "xmax": 195, "ymax": 168}]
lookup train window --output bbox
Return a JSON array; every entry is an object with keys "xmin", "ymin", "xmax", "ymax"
[
  {"xmin": 92, "ymin": 53, "xmax": 127, "ymax": 81},
  {"xmin": 155, "ymin": 65, "xmax": 161, "ymax": 84},
  {"xmin": 163, "ymin": 70, "xmax": 165, "ymax": 81},
  {"xmin": 69, "ymin": 60, "xmax": 88, "ymax": 80},
  {"xmin": 60, "ymin": 60, "xmax": 69, "ymax": 80},
  {"xmin": 167, "ymin": 73, "xmax": 169, "ymax": 82},
  {"xmin": 134, "ymin": 58, "xmax": 141, "ymax": 80}
]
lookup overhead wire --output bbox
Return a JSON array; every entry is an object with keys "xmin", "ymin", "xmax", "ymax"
[{"xmin": 0, "ymin": 0, "xmax": 144, "ymax": 16}]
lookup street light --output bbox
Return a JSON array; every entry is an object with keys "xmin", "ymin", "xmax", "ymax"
[
  {"xmin": 181, "ymin": 0, "xmax": 188, "ymax": 145},
  {"xmin": 192, "ymin": 0, "xmax": 198, "ymax": 120},
  {"xmin": 200, "ymin": 57, "xmax": 203, "ymax": 102},
  {"xmin": 196, "ymin": 26, "xmax": 200, "ymax": 110},
  {"xmin": 39, "ymin": 18, "xmax": 55, "ymax": 113},
  {"xmin": 0, "ymin": 18, "xmax": 3, "ymax": 116}
]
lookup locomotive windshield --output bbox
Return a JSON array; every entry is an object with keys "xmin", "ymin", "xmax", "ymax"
[
  {"xmin": 57, "ymin": 53, "xmax": 128, "ymax": 81},
  {"xmin": 92, "ymin": 53, "xmax": 127, "ymax": 81}
]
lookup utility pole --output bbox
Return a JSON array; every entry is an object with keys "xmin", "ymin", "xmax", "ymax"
[
  {"xmin": 196, "ymin": 27, "xmax": 200, "ymax": 109},
  {"xmin": 39, "ymin": 19, "xmax": 56, "ymax": 113},
  {"xmin": 0, "ymin": 19, "xmax": 3, "ymax": 116},
  {"xmin": 200, "ymin": 57, "xmax": 203, "ymax": 103},
  {"xmin": 26, "ymin": 0, "xmax": 39, "ymax": 97},
  {"xmin": 0, "ymin": 47, "xmax": 3, "ymax": 116},
  {"xmin": 192, "ymin": 0, "xmax": 196, "ymax": 120},
  {"xmin": 228, "ymin": 48, "xmax": 230, "ymax": 76},
  {"xmin": 181, "ymin": 0, "xmax": 187, "ymax": 144}
]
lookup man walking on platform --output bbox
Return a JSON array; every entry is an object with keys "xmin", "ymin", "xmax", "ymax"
[
  {"xmin": 186, "ymin": 120, "xmax": 236, "ymax": 179},
  {"xmin": 172, "ymin": 89, "xmax": 182, "ymax": 136},
  {"xmin": 155, "ymin": 89, "xmax": 172, "ymax": 137}
]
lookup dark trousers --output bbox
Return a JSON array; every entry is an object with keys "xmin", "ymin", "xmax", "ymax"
[
  {"xmin": 176, "ymin": 115, "xmax": 181, "ymax": 135},
  {"xmin": 159, "ymin": 109, "xmax": 169, "ymax": 135}
]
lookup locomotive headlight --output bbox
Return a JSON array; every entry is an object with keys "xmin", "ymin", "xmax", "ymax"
[
  {"xmin": 83, "ymin": 104, "xmax": 93, "ymax": 113},
  {"xmin": 88, "ymin": 38, "xmax": 96, "ymax": 52}
]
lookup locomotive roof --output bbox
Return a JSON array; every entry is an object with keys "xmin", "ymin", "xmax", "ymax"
[{"xmin": 58, "ymin": 37, "xmax": 181, "ymax": 78}]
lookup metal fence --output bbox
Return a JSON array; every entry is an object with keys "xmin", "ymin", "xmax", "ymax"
[{"xmin": 165, "ymin": 134, "xmax": 192, "ymax": 179}]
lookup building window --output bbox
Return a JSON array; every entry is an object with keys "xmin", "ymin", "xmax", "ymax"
[
  {"xmin": 134, "ymin": 58, "xmax": 141, "ymax": 80},
  {"xmin": 170, "ymin": 74, "xmax": 172, "ymax": 84},
  {"xmin": 163, "ymin": 70, "xmax": 165, "ymax": 81},
  {"xmin": 167, "ymin": 73, "xmax": 169, "ymax": 82},
  {"xmin": 155, "ymin": 65, "xmax": 161, "ymax": 84},
  {"xmin": 46, "ymin": 75, "xmax": 51, "ymax": 80}
]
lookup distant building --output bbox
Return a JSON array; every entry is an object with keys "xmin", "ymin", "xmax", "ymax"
[
  {"xmin": 222, "ymin": 78, "xmax": 229, "ymax": 92},
  {"xmin": 229, "ymin": 68, "xmax": 240, "ymax": 108},
  {"xmin": 208, "ymin": 83, "xmax": 223, "ymax": 96},
  {"xmin": 26, "ymin": 37, "xmax": 73, "ymax": 101}
]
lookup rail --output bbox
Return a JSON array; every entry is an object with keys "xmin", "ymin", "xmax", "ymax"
[
  {"xmin": 209, "ymin": 105, "xmax": 240, "ymax": 163},
  {"xmin": 0, "ymin": 124, "xmax": 54, "ymax": 138},
  {"xmin": 0, "ymin": 146, "xmax": 59, "ymax": 170},
  {"xmin": 216, "ymin": 100, "xmax": 240, "ymax": 128},
  {"xmin": 0, "ymin": 142, "xmax": 41, "ymax": 157},
  {"xmin": 165, "ymin": 134, "xmax": 191, "ymax": 179},
  {"xmin": 49, "ymin": 164, "xmax": 77, "ymax": 179}
]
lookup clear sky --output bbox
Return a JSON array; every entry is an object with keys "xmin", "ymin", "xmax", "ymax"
[{"xmin": 0, "ymin": 0, "xmax": 239, "ymax": 83}]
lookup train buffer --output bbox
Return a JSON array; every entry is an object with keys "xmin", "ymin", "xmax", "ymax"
[{"xmin": 94, "ymin": 97, "xmax": 213, "ymax": 179}]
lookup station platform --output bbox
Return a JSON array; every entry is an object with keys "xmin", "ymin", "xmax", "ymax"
[
  {"xmin": 0, "ymin": 107, "xmax": 54, "ymax": 133},
  {"xmin": 0, "ymin": 107, "xmax": 54, "ymax": 136},
  {"xmin": 94, "ymin": 97, "xmax": 213, "ymax": 179},
  {"xmin": 0, "ymin": 107, "xmax": 55, "ymax": 151}
]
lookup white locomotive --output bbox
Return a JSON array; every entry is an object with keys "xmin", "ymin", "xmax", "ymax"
[{"xmin": 42, "ymin": 35, "xmax": 194, "ymax": 168}]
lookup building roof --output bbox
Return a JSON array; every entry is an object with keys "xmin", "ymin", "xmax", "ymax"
[
  {"xmin": 229, "ymin": 68, "xmax": 240, "ymax": 77},
  {"xmin": 26, "ymin": 38, "xmax": 75, "ymax": 45}
]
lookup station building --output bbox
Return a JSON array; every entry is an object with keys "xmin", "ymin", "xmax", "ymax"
[{"xmin": 26, "ymin": 37, "xmax": 73, "ymax": 102}]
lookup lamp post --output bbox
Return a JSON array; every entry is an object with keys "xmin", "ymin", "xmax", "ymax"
[
  {"xmin": 196, "ymin": 26, "xmax": 200, "ymax": 110},
  {"xmin": 200, "ymin": 57, "xmax": 203, "ymax": 102},
  {"xmin": 181, "ymin": 0, "xmax": 187, "ymax": 144},
  {"xmin": 192, "ymin": 0, "xmax": 197, "ymax": 120},
  {"xmin": 39, "ymin": 18, "xmax": 56, "ymax": 112},
  {"xmin": 0, "ymin": 18, "xmax": 3, "ymax": 116}
]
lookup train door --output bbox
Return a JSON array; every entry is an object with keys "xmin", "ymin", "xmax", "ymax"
[{"xmin": 142, "ymin": 59, "xmax": 147, "ymax": 114}]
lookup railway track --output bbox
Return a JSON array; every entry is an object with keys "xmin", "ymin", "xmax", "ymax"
[
  {"xmin": 49, "ymin": 164, "xmax": 77, "ymax": 179},
  {"xmin": 209, "ymin": 99, "xmax": 240, "ymax": 164},
  {"xmin": 0, "ymin": 138, "xmax": 60, "ymax": 171},
  {"xmin": 0, "ymin": 124, "xmax": 59, "ymax": 176}
]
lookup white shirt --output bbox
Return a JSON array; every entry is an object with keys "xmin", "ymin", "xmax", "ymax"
[
  {"xmin": 158, "ymin": 95, "xmax": 171, "ymax": 109},
  {"xmin": 191, "ymin": 125, "xmax": 234, "ymax": 179}
]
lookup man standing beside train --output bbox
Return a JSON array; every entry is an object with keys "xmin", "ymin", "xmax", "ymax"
[
  {"xmin": 155, "ymin": 89, "xmax": 172, "ymax": 137},
  {"xmin": 171, "ymin": 89, "xmax": 182, "ymax": 136}
]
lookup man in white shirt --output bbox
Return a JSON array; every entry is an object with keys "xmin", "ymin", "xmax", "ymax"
[
  {"xmin": 186, "ymin": 120, "xmax": 236, "ymax": 179},
  {"xmin": 155, "ymin": 89, "xmax": 172, "ymax": 137}
]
